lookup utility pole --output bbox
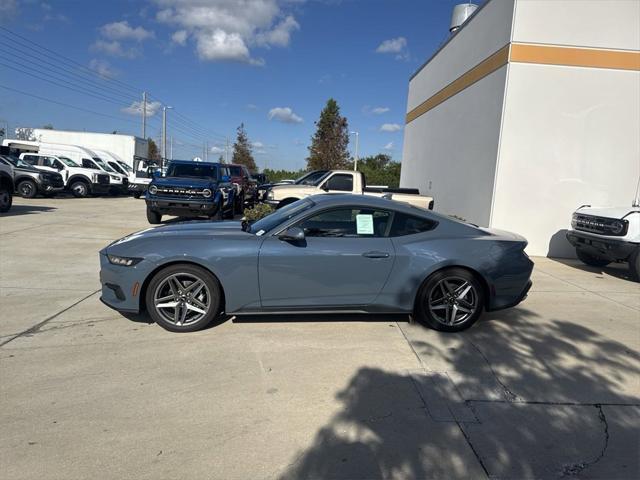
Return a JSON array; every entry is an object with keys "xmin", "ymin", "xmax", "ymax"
[
  {"xmin": 142, "ymin": 92, "xmax": 147, "ymax": 139},
  {"xmin": 351, "ymin": 131, "xmax": 360, "ymax": 171},
  {"xmin": 205, "ymin": 141, "xmax": 209, "ymax": 162},
  {"xmin": 225, "ymin": 136, "xmax": 230, "ymax": 164},
  {"xmin": 161, "ymin": 105, "xmax": 172, "ymax": 169},
  {"xmin": 170, "ymin": 136, "xmax": 173, "ymax": 161}
]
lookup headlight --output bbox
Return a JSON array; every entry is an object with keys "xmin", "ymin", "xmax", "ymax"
[
  {"xmin": 202, "ymin": 188, "xmax": 212, "ymax": 198},
  {"xmin": 107, "ymin": 254, "xmax": 143, "ymax": 267},
  {"xmin": 267, "ymin": 190, "xmax": 274, "ymax": 200},
  {"xmin": 110, "ymin": 175, "xmax": 119, "ymax": 181},
  {"xmin": 571, "ymin": 213, "xmax": 578, "ymax": 229},
  {"xmin": 610, "ymin": 220, "xmax": 625, "ymax": 235},
  {"xmin": 148, "ymin": 185, "xmax": 158, "ymax": 195},
  {"xmin": 92, "ymin": 173, "xmax": 99, "ymax": 182}
]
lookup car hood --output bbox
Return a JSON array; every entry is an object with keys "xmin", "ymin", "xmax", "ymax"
[
  {"xmin": 152, "ymin": 176, "xmax": 217, "ymax": 188},
  {"xmin": 272, "ymin": 183, "xmax": 316, "ymax": 193},
  {"xmin": 13, "ymin": 166, "xmax": 42, "ymax": 174},
  {"xmin": 575, "ymin": 206, "xmax": 640, "ymax": 219},
  {"xmin": 104, "ymin": 221, "xmax": 251, "ymax": 253}
]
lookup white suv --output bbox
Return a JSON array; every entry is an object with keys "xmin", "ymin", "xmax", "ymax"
[
  {"xmin": 20, "ymin": 153, "xmax": 110, "ymax": 197},
  {"xmin": 567, "ymin": 205, "xmax": 640, "ymax": 280}
]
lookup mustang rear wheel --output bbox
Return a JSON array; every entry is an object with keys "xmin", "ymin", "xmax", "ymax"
[
  {"xmin": 416, "ymin": 268, "xmax": 484, "ymax": 332},
  {"xmin": 146, "ymin": 264, "xmax": 222, "ymax": 332}
]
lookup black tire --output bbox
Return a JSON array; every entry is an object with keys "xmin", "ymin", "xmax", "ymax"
[
  {"xmin": 236, "ymin": 195, "xmax": 245, "ymax": 215},
  {"xmin": 576, "ymin": 249, "xmax": 610, "ymax": 268},
  {"xmin": 70, "ymin": 180, "xmax": 89, "ymax": 198},
  {"xmin": 415, "ymin": 268, "xmax": 485, "ymax": 332},
  {"xmin": 145, "ymin": 263, "xmax": 222, "ymax": 332},
  {"xmin": 147, "ymin": 207, "xmax": 162, "ymax": 224},
  {"xmin": 629, "ymin": 249, "xmax": 640, "ymax": 282},
  {"xmin": 17, "ymin": 179, "xmax": 38, "ymax": 198},
  {"xmin": 0, "ymin": 184, "xmax": 12, "ymax": 213},
  {"xmin": 133, "ymin": 192, "xmax": 142, "ymax": 199},
  {"xmin": 217, "ymin": 199, "xmax": 225, "ymax": 221}
]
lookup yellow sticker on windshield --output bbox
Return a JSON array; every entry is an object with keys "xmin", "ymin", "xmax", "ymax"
[{"xmin": 356, "ymin": 214, "xmax": 374, "ymax": 235}]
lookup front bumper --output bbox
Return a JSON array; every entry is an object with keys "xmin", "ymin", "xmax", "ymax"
[
  {"xmin": 147, "ymin": 197, "xmax": 218, "ymax": 216},
  {"xmin": 566, "ymin": 231, "xmax": 637, "ymax": 261},
  {"xmin": 90, "ymin": 183, "xmax": 110, "ymax": 194},
  {"xmin": 99, "ymin": 253, "xmax": 149, "ymax": 313}
]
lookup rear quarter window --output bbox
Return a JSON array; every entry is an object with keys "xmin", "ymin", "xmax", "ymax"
[{"xmin": 389, "ymin": 212, "xmax": 437, "ymax": 237}]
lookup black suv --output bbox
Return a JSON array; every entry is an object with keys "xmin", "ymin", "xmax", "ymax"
[{"xmin": 0, "ymin": 155, "xmax": 64, "ymax": 198}]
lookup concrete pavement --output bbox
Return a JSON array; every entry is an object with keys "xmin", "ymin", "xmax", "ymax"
[{"xmin": 1, "ymin": 196, "xmax": 638, "ymax": 479}]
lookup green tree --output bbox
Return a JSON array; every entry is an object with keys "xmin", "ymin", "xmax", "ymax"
[
  {"xmin": 263, "ymin": 168, "xmax": 307, "ymax": 183},
  {"xmin": 307, "ymin": 98, "xmax": 350, "ymax": 170},
  {"xmin": 232, "ymin": 123, "xmax": 257, "ymax": 171},
  {"xmin": 348, "ymin": 154, "xmax": 401, "ymax": 188},
  {"xmin": 147, "ymin": 138, "xmax": 161, "ymax": 161}
]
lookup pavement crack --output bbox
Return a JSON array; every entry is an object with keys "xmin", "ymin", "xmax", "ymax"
[
  {"xmin": 0, "ymin": 289, "xmax": 101, "ymax": 348},
  {"xmin": 465, "ymin": 337, "xmax": 520, "ymax": 402},
  {"xmin": 560, "ymin": 405, "xmax": 610, "ymax": 476}
]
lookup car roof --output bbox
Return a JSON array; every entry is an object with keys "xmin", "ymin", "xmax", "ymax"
[
  {"xmin": 169, "ymin": 160, "xmax": 221, "ymax": 166},
  {"xmin": 308, "ymin": 193, "xmax": 427, "ymax": 214}
]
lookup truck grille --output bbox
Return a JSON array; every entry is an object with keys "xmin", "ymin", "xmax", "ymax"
[
  {"xmin": 151, "ymin": 186, "xmax": 209, "ymax": 198},
  {"xmin": 572, "ymin": 214, "xmax": 628, "ymax": 237},
  {"xmin": 97, "ymin": 174, "xmax": 110, "ymax": 185}
]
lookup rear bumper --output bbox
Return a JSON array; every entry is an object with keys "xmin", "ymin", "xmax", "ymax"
[
  {"xmin": 566, "ymin": 231, "xmax": 637, "ymax": 261},
  {"xmin": 488, "ymin": 280, "xmax": 532, "ymax": 312}
]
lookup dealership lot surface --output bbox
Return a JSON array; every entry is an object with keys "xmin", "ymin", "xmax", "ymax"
[{"xmin": 1, "ymin": 197, "xmax": 639, "ymax": 480}]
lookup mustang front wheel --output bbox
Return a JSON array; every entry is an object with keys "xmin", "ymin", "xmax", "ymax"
[
  {"xmin": 416, "ymin": 268, "xmax": 484, "ymax": 332},
  {"xmin": 146, "ymin": 264, "xmax": 222, "ymax": 332}
]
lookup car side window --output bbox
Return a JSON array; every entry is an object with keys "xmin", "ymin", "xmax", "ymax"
[
  {"xmin": 389, "ymin": 212, "xmax": 437, "ymax": 237},
  {"xmin": 41, "ymin": 157, "xmax": 53, "ymax": 167},
  {"xmin": 22, "ymin": 155, "xmax": 37, "ymax": 165},
  {"xmin": 298, "ymin": 208, "xmax": 391, "ymax": 238},
  {"xmin": 52, "ymin": 159, "xmax": 65, "ymax": 170},
  {"xmin": 82, "ymin": 159, "xmax": 96, "ymax": 169},
  {"xmin": 323, "ymin": 174, "xmax": 353, "ymax": 192}
]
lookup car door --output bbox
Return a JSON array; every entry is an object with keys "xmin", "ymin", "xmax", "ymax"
[{"xmin": 258, "ymin": 206, "xmax": 395, "ymax": 308}]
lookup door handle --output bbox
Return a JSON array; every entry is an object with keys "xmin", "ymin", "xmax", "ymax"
[{"xmin": 362, "ymin": 251, "xmax": 390, "ymax": 259}]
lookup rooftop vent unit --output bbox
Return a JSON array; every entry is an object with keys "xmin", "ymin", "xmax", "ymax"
[{"xmin": 450, "ymin": 3, "xmax": 478, "ymax": 33}]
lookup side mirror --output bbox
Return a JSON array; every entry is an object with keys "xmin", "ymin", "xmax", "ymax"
[
  {"xmin": 278, "ymin": 226, "xmax": 305, "ymax": 242},
  {"xmin": 222, "ymin": 175, "xmax": 231, "ymax": 182}
]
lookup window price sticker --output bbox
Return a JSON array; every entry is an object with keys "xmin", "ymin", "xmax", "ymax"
[{"xmin": 356, "ymin": 214, "xmax": 374, "ymax": 235}]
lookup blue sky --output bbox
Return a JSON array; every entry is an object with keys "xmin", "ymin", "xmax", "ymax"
[{"xmin": 0, "ymin": 0, "xmax": 473, "ymax": 171}]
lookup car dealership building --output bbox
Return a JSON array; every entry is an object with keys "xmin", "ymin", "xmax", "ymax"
[{"xmin": 400, "ymin": 0, "xmax": 640, "ymax": 256}]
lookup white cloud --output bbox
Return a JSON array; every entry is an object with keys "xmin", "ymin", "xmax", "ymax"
[
  {"xmin": 380, "ymin": 123, "xmax": 402, "ymax": 132},
  {"xmin": 383, "ymin": 142, "xmax": 394, "ymax": 150},
  {"xmin": 121, "ymin": 100, "xmax": 162, "ymax": 117},
  {"xmin": 372, "ymin": 107, "xmax": 390, "ymax": 115},
  {"xmin": 171, "ymin": 29, "xmax": 188, "ymax": 45},
  {"xmin": 251, "ymin": 141, "xmax": 265, "ymax": 149},
  {"xmin": 100, "ymin": 21, "xmax": 154, "ymax": 41},
  {"xmin": 91, "ymin": 39, "xmax": 140, "ymax": 59},
  {"xmin": 376, "ymin": 37, "xmax": 409, "ymax": 60},
  {"xmin": 268, "ymin": 106, "xmax": 303, "ymax": 124},
  {"xmin": 154, "ymin": 0, "xmax": 301, "ymax": 64},
  {"xmin": 210, "ymin": 145, "xmax": 225, "ymax": 154},
  {"xmin": 0, "ymin": 0, "xmax": 19, "ymax": 21},
  {"xmin": 89, "ymin": 59, "xmax": 118, "ymax": 79},
  {"xmin": 246, "ymin": 103, "xmax": 258, "ymax": 110}
]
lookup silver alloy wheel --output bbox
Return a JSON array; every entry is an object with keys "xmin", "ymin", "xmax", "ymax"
[
  {"xmin": 153, "ymin": 272, "xmax": 211, "ymax": 327},
  {"xmin": 428, "ymin": 276, "xmax": 478, "ymax": 326},
  {"xmin": 73, "ymin": 183, "xmax": 87, "ymax": 196}
]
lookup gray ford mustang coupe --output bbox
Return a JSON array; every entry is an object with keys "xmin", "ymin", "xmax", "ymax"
[{"xmin": 100, "ymin": 194, "xmax": 533, "ymax": 333}]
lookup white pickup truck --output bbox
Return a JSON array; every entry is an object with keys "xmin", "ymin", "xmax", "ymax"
[
  {"xmin": 567, "ymin": 204, "xmax": 640, "ymax": 280},
  {"xmin": 264, "ymin": 170, "xmax": 434, "ymax": 211}
]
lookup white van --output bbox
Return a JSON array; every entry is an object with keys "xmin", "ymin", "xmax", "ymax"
[{"xmin": 2, "ymin": 140, "xmax": 127, "ymax": 195}]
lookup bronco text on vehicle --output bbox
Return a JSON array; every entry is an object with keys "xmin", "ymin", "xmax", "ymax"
[
  {"xmin": 145, "ymin": 160, "xmax": 235, "ymax": 224},
  {"xmin": 567, "ymin": 204, "xmax": 640, "ymax": 280}
]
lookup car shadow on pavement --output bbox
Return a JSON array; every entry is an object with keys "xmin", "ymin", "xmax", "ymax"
[
  {"xmin": 232, "ymin": 313, "xmax": 410, "ymax": 325},
  {"xmin": 552, "ymin": 258, "xmax": 636, "ymax": 282},
  {"xmin": 278, "ymin": 309, "xmax": 640, "ymax": 480},
  {"xmin": 1, "ymin": 204, "xmax": 57, "ymax": 216}
]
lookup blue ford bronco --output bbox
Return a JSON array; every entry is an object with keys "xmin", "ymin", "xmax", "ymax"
[{"xmin": 145, "ymin": 160, "xmax": 236, "ymax": 224}]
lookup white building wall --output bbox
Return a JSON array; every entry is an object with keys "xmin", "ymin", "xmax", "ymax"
[
  {"xmin": 492, "ymin": 64, "xmax": 640, "ymax": 257},
  {"xmin": 402, "ymin": 66, "xmax": 508, "ymax": 225},
  {"xmin": 512, "ymin": 0, "xmax": 640, "ymax": 51}
]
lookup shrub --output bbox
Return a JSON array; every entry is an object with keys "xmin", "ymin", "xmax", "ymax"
[{"xmin": 243, "ymin": 203, "xmax": 275, "ymax": 222}]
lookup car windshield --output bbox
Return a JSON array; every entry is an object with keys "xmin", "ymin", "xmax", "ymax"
[
  {"xmin": 92, "ymin": 157, "xmax": 116, "ymax": 173},
  {"xmin": 58, "ymin": 156, "xmax": 79, "ymax": 167},
  {"xmin": 167, "ymin": 162, "xmax": 218, "ymax": 179},
  {"xmin": 108, "ymin": 161, "xmax": 126, "ymax": 175},
  {"xmin": 296, "ymin": 170, "xmax": 330, "ymax": 186},
  {"xmin": 248, "ymin": 198, "xmax": 315, "ymax": 235},
  {"xmin": 228, "ymin": 166, "xmax": 242, "ymax": 176},
  {"xmin": 117, "ymin": 161, "xmax": 133, "ymax": 172}
]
